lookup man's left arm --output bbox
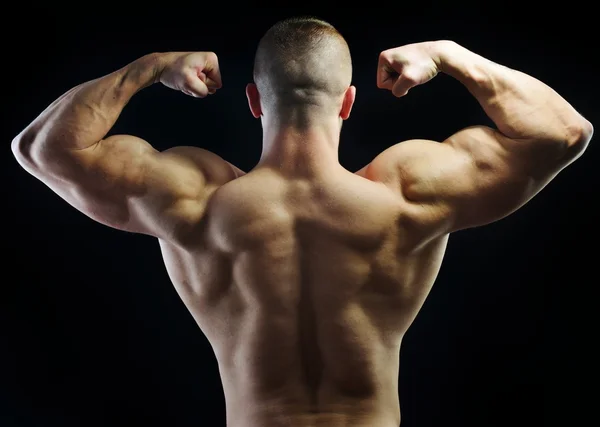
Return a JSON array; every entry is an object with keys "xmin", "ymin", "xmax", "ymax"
[{"xmin": 11, "ymin": 52, "xmax": 233, "ymax": 240}]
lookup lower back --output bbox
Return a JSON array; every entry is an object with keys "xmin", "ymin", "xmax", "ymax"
[{"xmin": 228, "ymin": 399, "xmax": 401, "ymax": 427}]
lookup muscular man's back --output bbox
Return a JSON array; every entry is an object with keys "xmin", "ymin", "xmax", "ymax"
[
  {"xmin": 12, "ymin": 22, "xmax": 592, "ymax": 427},
  {"xmin": 161, "ymin": 166, "xmax": 446, "ymax": 426}
]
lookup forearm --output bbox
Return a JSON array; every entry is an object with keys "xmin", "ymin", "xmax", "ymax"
[
  {"xmin": 430, "ymin": 40, "xmax": 593, "ymax": 146},
  {"xmin": 12, "ymin": 53, "xmax": 170, "ymax": 163}
]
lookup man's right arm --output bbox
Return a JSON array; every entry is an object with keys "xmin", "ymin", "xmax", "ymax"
[
  {"xmin": 369, "ymin": 40, "xmax": 593, "ymax": 234},
  {"xmin": 11, "ymin": 52, "xmax": 229, "ymax": 240}
]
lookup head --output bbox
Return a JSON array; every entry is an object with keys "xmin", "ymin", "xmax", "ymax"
[{"xmin": 246, "ymin": 16, "xmax": 356, "ymax": 129}]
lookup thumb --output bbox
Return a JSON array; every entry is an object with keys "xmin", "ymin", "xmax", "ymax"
[
  {"xmin": 198, "ymin": 72, "xmax": 218, "ymax": 95},
  {"xmin": 391, "ymin": 77, "xmax": 411, "ymax": 97},
  {"xmin": 184, "ymin": 72, "xmax": 210, "ymax": 98}
]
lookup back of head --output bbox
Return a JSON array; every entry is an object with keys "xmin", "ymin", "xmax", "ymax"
[{"xmin": 253, "ymin": 16, "xmax": 352, "ymax": 112}]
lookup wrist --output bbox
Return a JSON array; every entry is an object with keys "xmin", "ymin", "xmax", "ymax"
[
  {"xmin": 147, "ymin": 52, "xmax": 185, "ymax": 84},
  {"xmin": 142, "ymin": 52, "xmax": 167, "ymax": 85},
  {"xmin": 427, "ymin": 40, "xmax": 461, "ymax": 72},
  {"xmin": 428, "ymin": 40, "xmax": 491, "ymax": 86},
  {"xmin": 122, "ymin": 53, "xmax": 170, "ymax": 88}
]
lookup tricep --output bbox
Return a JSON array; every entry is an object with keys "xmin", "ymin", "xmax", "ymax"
[
  {"xmin": 13, "ymin": 134, "xmax": 209, "ymax": 238},
  {"xmin": 441, "ymin": 126, "xmax": 586, "ymax": 229}
]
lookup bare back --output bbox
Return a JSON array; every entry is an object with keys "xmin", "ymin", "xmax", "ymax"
[
  {"xmin": 160, "ymin": 166, "xmax": 448, "ymax": 427},
  {"xmin": 12, "ymin": 34, "xmax": 592, "ymax": 427}
]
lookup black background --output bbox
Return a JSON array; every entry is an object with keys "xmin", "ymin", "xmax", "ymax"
[{"xmin": 2, "ymin": 5, "xmax": 597, "ymax": 427}]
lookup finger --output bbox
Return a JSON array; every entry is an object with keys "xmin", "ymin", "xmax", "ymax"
[
  {"xmin": 202, "ymin": 52, "xmax": 223, "ymax": 89},
  {"xmin": 391, "ymin": 76, "xmax": 412, "ymax": 98},
  {"xmin": 198, "ymin": 72, "xmax": 217, "ymax": 94},
  {"xmin": 377, "ymin": 51, "xmax": 398, "ymax": 90},
  {"xmin": 185, "ymin": 73, "xmax": 210, "ymax": 98}
]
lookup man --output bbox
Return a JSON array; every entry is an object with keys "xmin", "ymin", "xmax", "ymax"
[{"xmin": 12, "ymin": 16, "xmax": 592, "ymax": 427}]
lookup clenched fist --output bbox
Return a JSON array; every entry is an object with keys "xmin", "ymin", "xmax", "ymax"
[
  {"xmin": 158, "ymin": 52, "xmax": 222, "ymax": 98},
  {"xmin": 377, "ymin": 42, "xmax": 441, "ymax": 97}
]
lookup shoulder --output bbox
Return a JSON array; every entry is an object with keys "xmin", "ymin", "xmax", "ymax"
[
  {"xmin": 358, "ymin": 139, "xmax": 446, "ymax": 186},
  {"xmin": 355, "ymin": 140, "xmax": 459, "ymax": 245},
  {"xmin": 161, "ymin": 146, "xmax": 246, "ymax": 185}
]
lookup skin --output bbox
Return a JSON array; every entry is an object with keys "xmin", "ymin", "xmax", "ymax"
[{"xmin": 12, "ymin": 41, "xmax": 592, "ymax": 426}]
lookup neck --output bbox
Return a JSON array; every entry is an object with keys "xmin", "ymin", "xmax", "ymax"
[{"xmin": 257, "ymin": 112, "xmax": 343, "ymax": 177}]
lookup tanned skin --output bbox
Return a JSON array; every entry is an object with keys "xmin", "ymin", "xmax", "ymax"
[{"xmin": 12, "ymin": 41, "xmax": 592, "ymax": 426}]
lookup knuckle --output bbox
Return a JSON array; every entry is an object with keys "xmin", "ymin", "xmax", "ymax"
[
  {"xmin": 378, "ymin": 50, "xmax": 390, "ymax": 64},
  {"xmin": 205, "ymin": 51, "xmax": 218, "ymax": 62}
]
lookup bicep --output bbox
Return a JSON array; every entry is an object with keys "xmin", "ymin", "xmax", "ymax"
[{"xmin": 32, "ymin": 135, "xmax": 208, "ymax": 237}]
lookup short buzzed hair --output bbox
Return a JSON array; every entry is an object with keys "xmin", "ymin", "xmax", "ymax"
[{"xmin": 253, "ymin": 16, "xmax": 352, "ymax": 110}]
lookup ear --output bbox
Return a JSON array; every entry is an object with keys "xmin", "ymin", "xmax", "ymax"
[
  {"xmin": 246, "ymin": 83, "xmax": 262, "ymax": 118},
  {"xmin": 340, "ymin": 85, "xmax": 356, "ymax": 120}
]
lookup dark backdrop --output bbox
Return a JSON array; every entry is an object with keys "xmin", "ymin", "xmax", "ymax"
[{"xmin": 2, "ymin": 5, "xmax": 597, "ymax": 427}]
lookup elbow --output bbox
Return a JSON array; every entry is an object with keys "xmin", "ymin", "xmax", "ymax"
[
  {"xmin": 12, "ymin": 130, "xmax": 40, "ymax": 170},
  {"xmin": 12, "ymin": 132, "xmax": 29, "ymax": 163},
  {"xmin": 580, "ymin": 117, "xmax": 594, "ymax": 144},
  {"xmin": 570, "ymin": 117, "xmax": 593, "ymax": 150},
  {"xmin": 563, "ymin": 117, "xmax": 593, "ymax": 161}
]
